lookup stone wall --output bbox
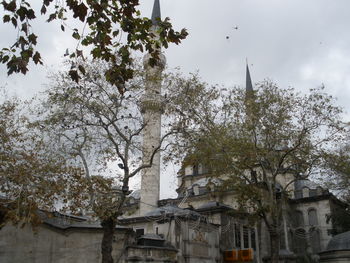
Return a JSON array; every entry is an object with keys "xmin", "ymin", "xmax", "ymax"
[
  {"xmin": 126, "ymin": 246, "xmax": 177, "ymax": 263},
  {"xmin": 292, "ymin": 199, "xmax": 333, "ymax": 251},
  {"xmin": 175, "ymin": 219, "xmax": 220, "ymax": 263},
  {"xmin": 0, "ymin": 223, "xmax": 130, "ymax": 263},
  {"xmin": 319, "ymin": 250, "xmax": 350, "ymax": 263}
]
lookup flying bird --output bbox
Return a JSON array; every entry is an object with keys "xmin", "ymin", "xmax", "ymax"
[{"xmin": 233, "ymin": 26, "xmax": 239, "ymax": 30}]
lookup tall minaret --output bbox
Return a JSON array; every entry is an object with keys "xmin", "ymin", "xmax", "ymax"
[
  {"xmin": 246, "ymin": 62, "xmax": 254, "ymax": 96},
  {"xmin": 140, "ymin": 0, "xmax": 166, "ymax": 216},
  {"xmin": 245, "ymin": 62, "xmax": 255, "ymax": 116}
]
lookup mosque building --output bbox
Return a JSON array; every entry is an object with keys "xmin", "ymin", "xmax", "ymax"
[
  {"xmin": 117, "ymin": 1, "xmax": 350, "ymax": 262},
  {"xmin": 0, "ymin": 1, "xmax": 350, "ymax": 263}
]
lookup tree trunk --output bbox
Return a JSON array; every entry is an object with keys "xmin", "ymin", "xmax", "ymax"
[
  {"xmin": 101, "ymin": 217, "xmax": 116, "ymax": 263},
  {"xmin": 269, "ymin": 229, "xmax": 280, "ymax": 263},
  {"xmin": 0, "ymin": 207, "xmax": 8, "ymax": 230}
]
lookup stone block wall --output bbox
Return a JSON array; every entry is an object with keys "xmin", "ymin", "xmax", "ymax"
[{"xmin": 0, "ymin": 223, "xmax": 130, "ymax": 263}]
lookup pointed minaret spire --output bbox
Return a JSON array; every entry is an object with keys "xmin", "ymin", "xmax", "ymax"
[
  {"xmin": 151, "ymin": 0, "xmax": 161, "ymax": 26},
  {"xmin": 246, "ymin": 59, "xmax": 254, "ymax": 93}
]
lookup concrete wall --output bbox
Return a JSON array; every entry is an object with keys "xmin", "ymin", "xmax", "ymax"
[{"xmin": 0, "ymin": 223, "xmax": 130, "ymax": 263}]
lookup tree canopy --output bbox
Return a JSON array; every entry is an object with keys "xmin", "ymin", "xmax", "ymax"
[
  {"xmin": 0, "ymin": 0, "xmax": 188, "ymax": 94},
  {"xmin": 0, "ymin": 91, "xmax": 84, "ymax": 229},
  {"xmin": 30, "ymin": 59, "xmax": 209, "ymax": 262},
  {"xmin": 177, "ymin": 81, "xmax": 345, "ymax": 262},
  {"xmin": 322, "ymin": 137, "xmax": 350, "ymax": 200}
]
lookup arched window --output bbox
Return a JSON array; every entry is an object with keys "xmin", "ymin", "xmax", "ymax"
[
  {"xmin": 294, "ymin": 211, "xmax": 304, "ymax": 227},
  {"xmin": 207, "ymin": 182, "xmax": 215, "ymax": 192},
  {"xmin": 309, "ymin": 228, "xmax": 321, "ymax": 253},
  {"xmin": 193, "ymin": 185, "xmax": 199, "ymax": 195},
  {"xmin": 302, "ymin": 187, "xmax": 309, "ymax": 198},
  {"xmin": 293, "ymin": 228, "xmax": 307, "ymax": 255},
  {"xmin": 294, "ymin": 190, "xmax": 302, "ymax": 199},
  {"xmin": 308, "ymin": 209, "xmax": 318, "ymax": 226},
  {"xmin": 198, "ymin": 186, "xmax": 206, "ymax": 195},
  {"xmin": 184, "ymin": 165, "xmax": 193, "ymax": 176},
  {"xmin": 235, "ymin": 223, "xmax": 241, "ymax": 248},
  {"xmin": 198, "ymin": 163, "xmax": 203, "ymax": 174},
  {"xmin": 309, "ymin": 189, "xmax": 317, "ymax": 197},
  {"xmin": 187, "ymin": 188, "xmax": 194, "ymax": 196},
  {"xmin": 201, "ymin": 164, "xmax": 209, "ymax": 174}
]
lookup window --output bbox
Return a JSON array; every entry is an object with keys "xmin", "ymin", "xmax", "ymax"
[
  {"xmin": 316, "ymin": 186, "xmax": 323, "ymax": 195},
  {"xmin": 302, "ymin": 187, "xmax": 309, "ymax": 198},
  {"xmin": 198, "ymin": 163, "xmax": 203, "ymax": 174},
  {"xmin": 243, "ymin": 226, "xmax": 249, "ymax": 248},
  {"xmin": 235, "ymin": 223, "xmax": 241, "ymax": 248},
  {"xmin": 193, "ymin": 185, "xmax": 199, "ymax": 195},
  {"xmin": 199, "ymin": 187, "xmax": 207, "ymax": 195},
  {"xmin": 310, "ymin": 229, "xmax": 321, "ymax": 253},
  {"xmin": 197, "ymin": 163, "xmax": 209, "ymax": 174},
  {"xmin": 309, "ymin": 189, "xmax": 317, "ymax": 197},
  {"xmin": 250, "ymin": 228, "xmax": 256, "ymax": 250},
  {"xmin": 293, "ymin": 229, "xmax": 307, "ymax": 255},
  {"xmin": 129, "ymin": 197, "xmax": 135, "ymax": 204},
  {"xmin": 135, "ymin": 228, "xmax": 144, "ymax": 238},
  {"xmin": 308, "ymin": 209, "xmax": 318, "ymax": 226},
  {"xmin": 295, "ymin": 211, "xmax": 304, "ymax": 227},
  {"xmin": 207, "ymin": 183, "xmax": 215, "ymax": 192},
  {"xmin": 280, "ymin": 226, "xmax": 286, "ymax": 250},
  {"xmin": 294, "ymin": 190, "xmax": 302, "ymax": 199},
  {"xmin": 250, "ymin": 170, "xmax": 257, "ymax": 182},
  {"xmin": 193, "ymin": 165, "xmax": 199, "ymax": 175},
  {"xmin": 185, "ymin": 165, "xmax": 193, "ymax": 175}
]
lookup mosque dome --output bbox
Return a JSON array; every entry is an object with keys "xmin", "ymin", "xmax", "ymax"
[
  {"xmin": 144, "ymin": 204, "xmax": 202, "ymax": 219},
  {"xmin": 128, "ymin": 189, "xmax": 141, "ymax": 200},
  {"xmin": 187, "ymin": 178, "xmax": 222, "ymax": 189},
  {"xmin": 196, "ymin": 201, "xmax": 232, "ymax": 210},
  {"xmin": 294, "ymin": 179, "xmax": 320, "ymax": 191},
  {"xmin": 326, "ymin": 231, "xmax": 350, "ymax": 251},
  {"xmin": 293, "ymin": 179, "xmax": 327, "ymax": 199}
]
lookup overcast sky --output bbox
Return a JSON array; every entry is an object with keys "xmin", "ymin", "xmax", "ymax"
[{"xmin": 1, "ymin": 0, "xmax": 350, "ymax": 198}]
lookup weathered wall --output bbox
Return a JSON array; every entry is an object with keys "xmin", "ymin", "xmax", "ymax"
[
  {"xmin": 319, "ymin": 250, "xmax": 350, "ymax": 263},
  {"xmin": 292, "ymin": 199, "xmax": 332, "ymax": 251},
  {"xmin": 175, "ymin": 220, "xmax": 220, "ymax": 263},
  {"xmin": 126, "ymin": 246, "xmax": 177, "ymax": 263},
  {"xmin": 0, "ymin": 223, "xmax": 130, "ymax": 263}
]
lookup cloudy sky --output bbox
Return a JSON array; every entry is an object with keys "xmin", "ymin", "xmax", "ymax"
[{"xmin": 1, "ymin": 0, "xmax": 350, "ymax": 198}]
